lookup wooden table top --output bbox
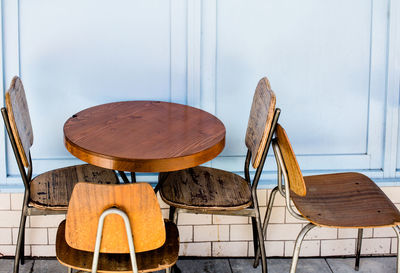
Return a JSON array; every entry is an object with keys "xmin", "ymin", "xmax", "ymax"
[{"xmin": 64, "ymin": 101, "xmax": 225, "ymax": 172}]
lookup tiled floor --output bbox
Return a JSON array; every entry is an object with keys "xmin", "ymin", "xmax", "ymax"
[{"xmin": 0, "ymin": 257, "xmax": 397, "ymax": 273}]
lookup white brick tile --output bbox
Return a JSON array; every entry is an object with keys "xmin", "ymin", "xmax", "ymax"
[
  {"xmin": 161, "ymin": 208, "xmax": 169, "ymax": 219},
  {"xmin": 321, "ymin": 239, "xmax": 355, "ymax": 256},
  {"xmin": 0, "ymin": 245, "xmax": 30, "ymax": 256},
  {"xmin": 374, "ymin": 227, "xmax": 396, "ymax": 238},
  {"xmin": 213, "ymin": 215, "xmax": 248, "ymax": 225},
  {"xmin": 30, "ymin": 215, "xmax": 65, "ymax": 228},
  {"xmin": 179, "ymin": 242, "xmax": 211, "ymax": 256},
  {"xmin": 12, "ymin": 228, "xmax": 47, "ymax": 245},
  {"xmin": 266, "ymin": 224, "xmax": 303, "ymax": 241},
  {"xmin": 338, "ymin": 228, "xmax": 372, "ymax": 239},
  {"xmin": 48, "ymin": 228, "xmax": 58, "ymax": 245},
  {"xmin": 0, "ymin": 228, "xmax": 12, "ymax": 244},
  {"xmin": 306, "ymin": 227, "xmax": 337, "ymax": 240},
  {"xmin": 361, "ymin": 238, "xmax": 391, "ymax": 255},
  {"xmin": 212, "ymin": 241, "xmax": 247, "ymax": 257},
  {"xmin": 230, "ymin": 224, "xmax": 253, "ymax": 241},
  {"xmin": 0, "ymin": 211, "xmax": 22, "ymax": 227},
  {"xmin": 10, "ymin": 194, "xmax": 24, "ymax": 210},
  {"xmin": 0, "ymin": 194, "xmax": 10, "ymax": 210},
  {"xmin": 178, "ymin": 213, "xmax": 211, "ymax": 225},
  {"xmin": 256, "ymin": 189, "xmax": 267, "ymax": 207},
  {"xmin": 284, "ymin": 240, "xmax": 320, "ymax": 257},
  {"xmin": 156, "ymin": 193, "xmax": 169, "ymax": 209},
  {"xmin": 248, "ymin": 241, "xmax": 284, "ymax": 257},
  {"xmin": 31, "ymin": 245, "xmax": 56, "ymax": 257},
  {"xmin": 270, "ymin": 207, "xmax": 285, "ymax": 224},
  {"xmin": 194, "ymin": 225, "xmax": 229, "ymax": 242},
  {"xmin": 382, "ymin": 187, "xmax": 400, "ymax": 203},
  {"xmin": 391, "ymin": 238, "xmax": 397, "ymax": 254}
]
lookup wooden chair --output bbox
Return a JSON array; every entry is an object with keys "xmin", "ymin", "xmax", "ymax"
[
  {"xmin": 158, "ymin": 77, "xmax": 281, "ymax": 273},
  {"xmin": 255, "ymin": 124, "xmax": 400, "ymax": 273},
  {"xmin": 1, "ymin": 76, "xmax": 119, "ymax": 273},
  {"xmin": 56, "ymin": 182, "xmax": 179, "ymax": 273}
]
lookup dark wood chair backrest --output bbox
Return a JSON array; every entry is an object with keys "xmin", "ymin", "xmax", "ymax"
[
  {"xmin": 65, "ymin": 182, "xmax": 166, "ymax": 253},
  {"xmin": 5, "ymin": 76, "xmax": 33, "ymax": 168},
  {"xmin": 245, "ymin": 77, "xmax": 276, "ymax": 169},
  {"xmin": 275, "ymin": 124, "xmax": 306, "ymax": 196}
]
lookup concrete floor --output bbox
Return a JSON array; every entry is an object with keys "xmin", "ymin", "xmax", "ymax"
[{"xmin": 0, "ymin": 257, "xmax": 397, "ymax": 273}]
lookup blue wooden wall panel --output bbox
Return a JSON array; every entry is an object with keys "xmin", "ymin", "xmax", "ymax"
[{"xmin": 1, "ymin": 0, "xmax": 399, "ymax": 188}]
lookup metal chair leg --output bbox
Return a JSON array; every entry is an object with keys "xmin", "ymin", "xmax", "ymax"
[
  {"xmin": 254, "ymin": 186, "xmax": 279, "ymax": 267},
  {"xmin": 355, "ymin": 228, "xmax": 363, "ymax": 271},
  {"xmin": 67, "ymin": 267, "xmax": 72, "ymax": 273},
  {"xmin": 130, "ymin": 172, "xmax": 136, "ymax": 183},
  {"xmin": 166, "ymin": 267, "xmax": 171, "ymax": 273},
  {"xmin": 14, "ymin": 210, "xmax": 27, "ymax": 273},
  {"xmin": 251, "ymin": 216, "xmax": 259, "ymax": 265},
  {"xmin": 20, "ymin": 231, "xmax": 25, "ymax": 265},
  {"xmin": 393, "ymin": 226, "xmax": 400, "ymax": 273},
  {"xmin": 255, "ymin": 214, "xmax": 268, "ymax": 273},
  {"xmin": 169, "ymin": 206, "xmax": 178, "ymax": 224},
  {"xmin": 118, "ymin": 171, "xmax": 130, "ymax": 183},
  {"xmin": 290, "ymin": 223, "xmax": 315, "ymax": 273}
]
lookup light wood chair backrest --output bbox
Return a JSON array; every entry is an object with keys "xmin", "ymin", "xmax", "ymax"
[
  {"xmin": 5, "ymin": 76, "xmax": 33, "ymax": 167},
  {"xmin": 65, "ymin": 182, "xmax": 166, "ymax": 253},
  {"xmin": 245, "ymin": 77, "xmax": 276, "ymax": 168},
  {"xmin": 275, "ymin": 124, "xmax": 306, "ymax": 196}
]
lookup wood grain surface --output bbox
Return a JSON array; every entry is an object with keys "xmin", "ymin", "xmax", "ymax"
[
  {"xmin": 160, "ymin": 166, "xmax": 252, "ymax": 210},
  {"xmin": 57, "ymin": 219, "xmax": 179, "ymax": 272},
  {"xmin": 292, "ymin": 172, "xmax": 400, "ymax": 228},
  {"xmin": 245, "ymin": 77, "xmax": 276, "ymax": 169},
  {"xmin": 29, "ymin": 164, "xmax": 118, "ymax": 210},
  {"xmin": 5, "ymin": 76, "xmax": 33, "ymax": 167},
  {"xmin": 64, "ymin": 101, "xmax": 225, "ymax": 172},
  {"xmin": 275, "ymin": 124, "xmax": 306, "ymax": 196},
  {"xmin": 66, "ymin": 183, "xmax": 165, "ymax": 253}
]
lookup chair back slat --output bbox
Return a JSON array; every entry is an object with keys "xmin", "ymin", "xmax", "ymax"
[
  {"xmin": 65, "ymin": 183, "xmax": 166, "ymax": 253},
  {"xmin": 245, "ymin": 77, "xmax": 276, "ymax": 168},
  {"xmin": 275, "ymin": 124, "xmax": 306, "ymax": 196},
  {"xmin": 5, "ymin": 76, "xmax": 33, "ymax": 167}
]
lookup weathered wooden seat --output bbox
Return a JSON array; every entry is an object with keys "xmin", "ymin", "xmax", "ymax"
[
  {"xmin": 1, "ymin": 76, "xmax": 119, "ymax": 273},
  {"xmin": 294, "ymin": 172, "xmax": 400, "ymax": 228},
  {"xmin": 30, "ymin": 164, "xmax": 118, "ymax": 210},
  {"xmin": 256, "ymin": 124, "xmax": 400, "ymax": 273},
  {"xmin": 55, "ymin": 182, "xmax": 179, "ymax": 273},
  {"xmin": 159, "ymin": 77, "xmax": 281, "ymax": 273},
  {"xmin": 160, "ymin": 166, "xmax": 251, "ymax": 210}
]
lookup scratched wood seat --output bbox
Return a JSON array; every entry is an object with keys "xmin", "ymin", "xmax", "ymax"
[
  {"xmin": 159, "ymin": 77, "xmax": 281, "ymax": 273},
  {"xmin": 1, "ymin": 76, "xmax": 119, "ymax": 273},
  {"xmin": 254, "ymin": 124, "xmax": 400, "ymax": 273},
  {"xmin": 160, "ymin": 167, "xmax": 251, "ymax": 209},
  {"xmin": 55, "ymin": 182, "xmax": 179, "ymax": 273}
]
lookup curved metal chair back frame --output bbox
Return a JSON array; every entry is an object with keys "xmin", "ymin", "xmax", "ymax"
[{"xmin": 91, "ymin": 208, "xmax": 138, "ymax": 273}]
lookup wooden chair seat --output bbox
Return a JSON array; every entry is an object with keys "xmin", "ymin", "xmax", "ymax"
[
  {"xmin": 30, "ymin": 164, "xmax": 118, "ymax": 210},
  {"xmin": 292, "ymin": 172, "xmax": 400, "ymax": 228},
  {"xmin": 160, "ymin": 166, "xmax": 252, "ymax": 210},
  {"xmin": 56, "ymin": 219, "xmax": 179, "ymax": 273}
]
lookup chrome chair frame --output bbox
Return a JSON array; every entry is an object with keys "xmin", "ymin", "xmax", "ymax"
[
  {"xmin": 255, "ymin": 138, "xmax": 400, "ymax": 273},
  {"xmin": 90, "ymin": 208, "xmax": 138, "ymax": 273}
]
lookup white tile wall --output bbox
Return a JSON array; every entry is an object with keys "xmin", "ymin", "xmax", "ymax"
[{"xmin": 0, "ymin": 187, "xmax": 399, "ymax": 257}]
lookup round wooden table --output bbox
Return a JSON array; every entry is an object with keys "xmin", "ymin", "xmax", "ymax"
[{"xmin": 63, "ymin": 101, "xmax": 226, "ymax": 175}]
